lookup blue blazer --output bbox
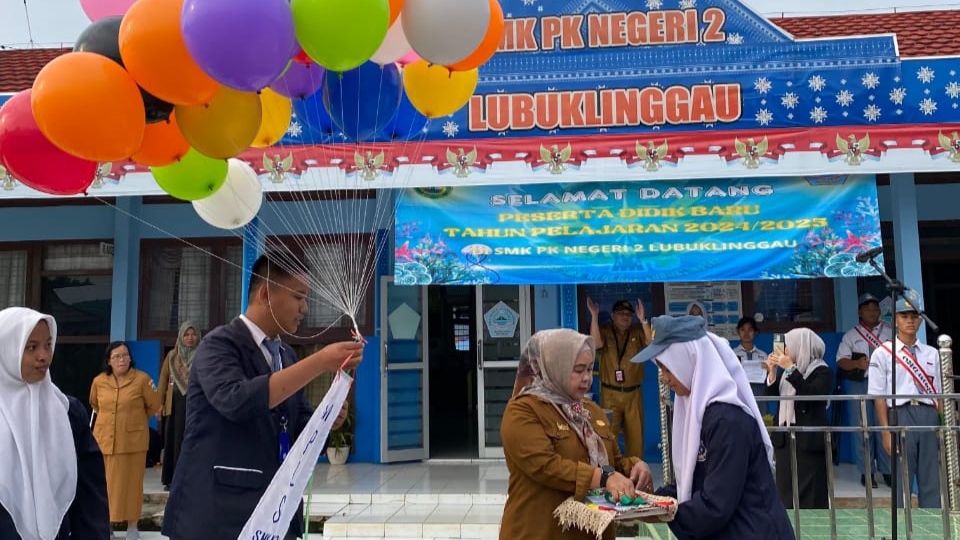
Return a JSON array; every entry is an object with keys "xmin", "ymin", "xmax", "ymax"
[{"xmin": 162, "ymin": 317, "xmax": 313, "ymax": 540}]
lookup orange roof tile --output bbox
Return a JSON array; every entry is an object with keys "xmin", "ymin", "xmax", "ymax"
[
  {"xmin": 770, "ymin": 10, "xmax": 960, "ymax": 57},
  {"xmin": 0, "ymin": 47, "xmax": 70, "ymax": 93}
]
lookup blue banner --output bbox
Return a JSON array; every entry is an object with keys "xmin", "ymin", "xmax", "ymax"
[{"xmin": 394, "ymin": 175, "xmax": 882, "ymax": 285}]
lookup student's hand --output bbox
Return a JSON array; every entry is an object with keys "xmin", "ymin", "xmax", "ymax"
[
  {"xmin": 317, "ymin": 341, "xmax": 364, "ymax": 372},
  {"xmin": 587, "ymin": 297, "xmax": 600, "ymax": 318},
  {"xmin": 331, "ymin": 401, "xmax": 349, "ymax": 430},
  {"xmin": 882, "ymin": 432, "xmax": 892, "ymax": 456},
  {"xmin": 858, "ymin": 357, "xmax": 870, "ymax": 371},
  {"xmin": 629, "ymin": 461, "xmax": 654, "ymax": 492},
  {"xmin": 605, "ymin": 472, "xmax": 635, "ymax": 502}
]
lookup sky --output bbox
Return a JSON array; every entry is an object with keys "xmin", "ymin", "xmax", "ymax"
[{"xmin": 1, "ymin": 0, "xmax": 959, "ymax": 49}]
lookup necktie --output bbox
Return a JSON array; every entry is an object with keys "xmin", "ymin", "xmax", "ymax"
[{"xmin": 263, "ymin": 338, "xmax": 283, "ymax": 373}]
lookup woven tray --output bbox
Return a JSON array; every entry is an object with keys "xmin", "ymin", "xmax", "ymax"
[{"xmin": 554, "ymin": 490, "xmax": 677, "ymax": 540}]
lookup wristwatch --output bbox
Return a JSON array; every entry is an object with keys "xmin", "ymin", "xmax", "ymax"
[{"xmin": 599, "ymin": 465, "xmax": 615, "ymax": 488}]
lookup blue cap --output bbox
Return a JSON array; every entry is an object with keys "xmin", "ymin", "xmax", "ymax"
[
  {"xmin": 630, "ymin": 315, "xmax": 707, "ymax": 363},
  {"xmin": 896, "ymin": 298, "xmax": 920, "ymax": 313},
  {"xmin": 858, "ymin": 293, "xmax": 880, "ymax": 306}
]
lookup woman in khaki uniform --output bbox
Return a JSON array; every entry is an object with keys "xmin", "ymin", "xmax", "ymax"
[
  {"xmin": 89, "ymin": 341, "xmax": 161, "ymax": 539},
  {"xmin": 500, "ymin": 329, "xmax": 653, "ymax": 540}
]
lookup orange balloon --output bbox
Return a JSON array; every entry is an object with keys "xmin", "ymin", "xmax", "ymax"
[
  {"xmin": 447, "ymin": 0, "xmax": 503, "ymax": 71},
  {"xmin": 131, "ymin": 113, "xmax": 190, "ymax": 166},
  {"xmin": 119, "ymin": 0, "xmax": 219, "ymax": 106},
  {"xmin": 388, "ymin": 0, "xmax": 404, "ymax": 25},
  {"xmin": 31, "ymin": 51, "xmax": 145, "ymax": 162}
]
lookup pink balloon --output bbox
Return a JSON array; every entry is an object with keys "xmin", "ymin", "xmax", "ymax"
[
  {"xmin": 0, "ymin": 90, "xmax": 98, "ymax": 195},
  {"xmin": 79, "ymin": 0, "xmax": 137, "ymax": 21},
  {"xmin": 398, "ymin": 50, "xmax": 421, "ymax": 66}
]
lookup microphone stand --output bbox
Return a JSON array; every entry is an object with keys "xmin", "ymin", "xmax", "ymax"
[{"xmin": 863, "ymin": 253, "xmax": 940, "ymax": 540}]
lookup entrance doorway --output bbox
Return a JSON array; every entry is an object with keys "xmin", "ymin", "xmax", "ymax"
[
  {"xmin": 380, "ymin": 281, "xmax": 531, "ymax": 462},
  {"xmin": 427, "ymin": 286, "xmax": 478, "ymax": 459}
]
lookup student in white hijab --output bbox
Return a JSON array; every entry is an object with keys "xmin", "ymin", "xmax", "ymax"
[
  {"xmin": 0, "ymin": 307, "xmax": 110, "ymax": 540},
  {"xmin": 631, "ymin": 315, "xmax": 794, "ymax": 540},
  {"xmin": 766, "ymin": 327, "xmax": 833, "ymax": 509}
]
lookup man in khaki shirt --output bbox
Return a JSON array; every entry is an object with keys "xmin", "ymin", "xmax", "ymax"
[{"xmin": 587, "ymin": 298, "xmax": 651, "ymax": 457}]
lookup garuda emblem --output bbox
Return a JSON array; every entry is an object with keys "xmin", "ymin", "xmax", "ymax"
[
  {"xmin": 354, "ymin": 150, "xmax": 385, "ymax": 181},
  {"xmin": 636, "ymin": 140, "xmax": 668, "ymax": 172},
  {"xmin": 539, "ymin": 143, "xmax": 572, "ymax": 174},
  {"xmin": 734, "ymin": 137, "xmax": 768, "ymax": 169},
  {"xmin": 90, "ymin": 162, "xmax": 113, "ymax": 189},
  {"xmin": 836, "ymin": 133, "xmax": 870, "ymax": 166},
  {"xmin": 938, "ymin": 131, "xmax": 960, "ymax": 163},
  {"xmin": 0, "ymin": 165, "xmax": 15, "ymax": 191},
  {"xmin": 446, "ymin": 147, "xmax": 477, "ymax": 178},
  {"xmin": 263, "ymin": 153, "xmax": 294, "ymax": 183}
]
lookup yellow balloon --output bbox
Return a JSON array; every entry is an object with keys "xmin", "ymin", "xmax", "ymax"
[
  {"xmin": 252, "ymin": 89, "xmax": 292, "ymax": 148},
  {"xmin": 175, "ymin": 86, "xmax": 262, "ymax": 159},
  {"xmin": 402, "ymin": 61, "xmax": 478, "ymax": 119}
]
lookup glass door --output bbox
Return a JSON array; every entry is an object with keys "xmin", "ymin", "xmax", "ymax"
[
  {"xmin": 379, "ymin": 276, "xmax": 429, "ymax": 463},
  {"xmin": 476, "ymin": 285, "xmax": 531, "ymax": 458}
]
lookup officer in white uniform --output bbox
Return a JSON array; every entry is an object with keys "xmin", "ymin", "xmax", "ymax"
[{"xmin": 837, "ymin": 293, "xmax": 892, "ymax": 488}]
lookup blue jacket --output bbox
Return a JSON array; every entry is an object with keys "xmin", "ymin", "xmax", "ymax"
[
  {"xmin": 656, "ymin": 402, "xmax": 795, "ymax": 540},
  {"xmin": 0, "ymin": 396, "xmax": 110, "ymax": 540},
  {"xmin": 162, "ymin": 318, "xmax": 313, "ymax": 540}
]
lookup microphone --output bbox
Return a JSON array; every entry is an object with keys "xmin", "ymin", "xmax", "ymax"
[{"xmin": 855, "ymin": 247, "xmax": 884, "ymax": 263}]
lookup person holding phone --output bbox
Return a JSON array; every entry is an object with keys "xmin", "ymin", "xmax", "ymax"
[
  {"xmin": 836, "ymin": 293, "xmax": 892, "ymax": 488},
  {"xmin": 766, "ymin": 328, "xmax": 833, "ymax": 509}
]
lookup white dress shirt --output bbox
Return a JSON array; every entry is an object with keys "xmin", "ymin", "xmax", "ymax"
[
  {"xmin": 837, "ymin": 321, "xmax": 892, "ymax": 360},
  {"xmin": 240, "ymin": 314, "xmax": 280, "ymax": 371},
  {"xmin": 867, "ymin": 338, "xmax": 941, "ymax": 407}
]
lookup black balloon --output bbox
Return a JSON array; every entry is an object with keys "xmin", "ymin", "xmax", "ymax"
[{"xmin": 74, "ymin": 17, "xmax": 174, "ymax": 124}]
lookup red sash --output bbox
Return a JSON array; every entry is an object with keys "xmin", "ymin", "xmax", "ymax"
[
  {"xmin": 854, "ymin": 325, "xmax": 884, "ymax": 352},
  {"xmin": 880, "ymin": 341, "xmax": 938, "ymax": 400}
]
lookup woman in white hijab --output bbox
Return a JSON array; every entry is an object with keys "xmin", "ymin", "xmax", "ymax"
[
  {"xmin": 766, "ymin": 327, "xmax": 833, "ymax": 509},
  {"xmin": 0, "ymin": 307, "xmax": 109, "ymax": 540},
  {"xmin": 632, "ymin": 315, "xmax": 794, "ymax": 540}
]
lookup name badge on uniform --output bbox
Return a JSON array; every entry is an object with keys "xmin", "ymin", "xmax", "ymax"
[{"xmin": 615, "ymin": 369, "xmax": 625, "ymax": 383}]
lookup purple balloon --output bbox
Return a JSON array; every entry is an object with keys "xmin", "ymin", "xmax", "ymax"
[
  {"xmin": 270, "ymin": 62, "xmax": 325, "ymax": 100},
  {"xmin": 182, "ymin": 0, "xmax": 295, "ymax": 92}
]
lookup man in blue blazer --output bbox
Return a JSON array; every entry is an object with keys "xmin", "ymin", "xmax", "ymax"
[{"xmin": 162, "ymin": 251, "xmax": 363, "ymax": 540}]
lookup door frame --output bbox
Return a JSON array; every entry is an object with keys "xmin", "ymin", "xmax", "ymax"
[
  {"xmin": 476, "ymin": 285, "xmax": 532, "ymax": 459},
  {"xmin": 379, "ymin": 276, "xmax": 430, "ymax": 463}
]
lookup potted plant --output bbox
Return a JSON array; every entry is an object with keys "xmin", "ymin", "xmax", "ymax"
[{"xmin": 326, "ymin": 406, "xmax": 354, "ymax": 465}]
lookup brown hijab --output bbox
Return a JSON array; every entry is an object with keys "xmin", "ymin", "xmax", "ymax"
[{"xmin": 170, "ymin": 321, "xmax": 200, "ymax": 395}]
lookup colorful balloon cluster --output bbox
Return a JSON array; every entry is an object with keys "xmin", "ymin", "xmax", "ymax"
[{"xmin": 0, "ymin": 0, "xmax": 501, "ymax": 227}]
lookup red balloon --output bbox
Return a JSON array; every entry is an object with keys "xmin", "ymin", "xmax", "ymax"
[
  {"xmin": 293, "ymin": 48, "xmax": 312, "ymax": 65},
  {"xmin": 0, "ymin": 90, "xmax": 98, "ymax": 195}
]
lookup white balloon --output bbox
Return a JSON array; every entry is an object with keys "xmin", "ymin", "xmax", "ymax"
[
  {"xmin": 402, "ymin": 0, "xmax": 490, "ymax": 66},
  {"xmin": 192, "ymin": 158, "xmax": 263, "ymax": 229},
  {"xmin": 371, "ymin": 15, "xmax": 413, "ymax": 66}
]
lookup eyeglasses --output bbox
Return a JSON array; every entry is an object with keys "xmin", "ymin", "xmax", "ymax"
[{"xmin": 110, "ymin": 353, "xmax": 131, "ymax": 361}]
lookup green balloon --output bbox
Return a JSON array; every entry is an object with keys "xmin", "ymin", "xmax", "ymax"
[
  {"xmin": 292, "ymin": 0, "xmax": 390, "ymax": 73},
  {"xmin": 151, "ymin": 149, "xmax": 228, "ymax": 201}
]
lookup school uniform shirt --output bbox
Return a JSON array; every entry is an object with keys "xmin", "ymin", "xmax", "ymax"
[
  {"xmin": 733, "ymin": 345, "xmax": 768, "ymax": 363},
  {"xmin": 654, "ymin": 403, "xmax": 795, "ymax": 540},
  {"xmin": 867, "ymin": 339, "xmax": 942, "ymax": 407},
  {"xmin": 837, "ymin": 322, "xmax": 892, "ymax": 363}
]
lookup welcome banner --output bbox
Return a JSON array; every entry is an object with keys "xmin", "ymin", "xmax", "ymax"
[{"xmin": 394, "ymin": 175, "xmax": 882, "ymax": 285}]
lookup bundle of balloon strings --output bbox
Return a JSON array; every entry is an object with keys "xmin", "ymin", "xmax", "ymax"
[{"xmin": 553, "ymin": 489, "xmax": 677, "ymax": 540}]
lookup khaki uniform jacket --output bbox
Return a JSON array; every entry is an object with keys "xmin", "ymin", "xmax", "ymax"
[
  {"xmin": 89, "ymin": 369, "xmax": 161, "ymax": 456},
  {"xmin": 157, "ymin": 351, "xmax": 177, "ymax": 416},
  {"xmin": 500, "ymin": 395, "xmax": 641, "ymax": 540},
  {"xmin": 598, "ymin": 325, "xmax": 647, "ymax": 387}
]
